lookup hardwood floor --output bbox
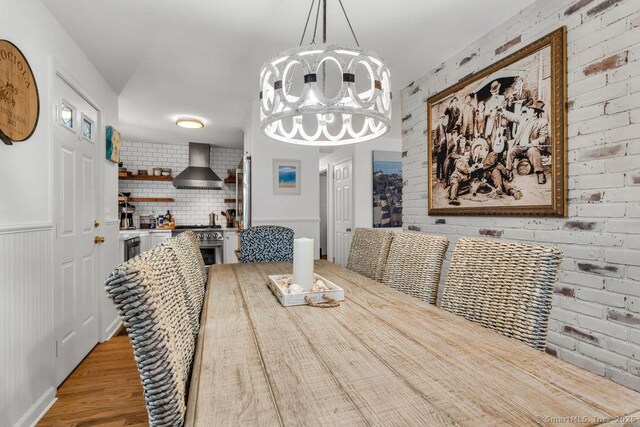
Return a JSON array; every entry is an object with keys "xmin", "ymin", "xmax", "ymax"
[{"xmin": 38, "ymin": 335, "xmax": 148, "ymax": 427}]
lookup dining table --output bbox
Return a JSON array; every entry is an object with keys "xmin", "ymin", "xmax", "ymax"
[{"xmin": 185, "ymin": 260, "xmax": 640, "ymax": 426}]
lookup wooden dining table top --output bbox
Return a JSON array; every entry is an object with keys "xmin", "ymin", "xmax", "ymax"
[{"xmin": 185, "ymin": 260, "xmax": 640, "ymax": 427}]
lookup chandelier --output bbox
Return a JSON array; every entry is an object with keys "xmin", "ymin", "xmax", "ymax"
[{"xmin": 259, "ymin": 0, "xmax": 391, "ymax": 146}]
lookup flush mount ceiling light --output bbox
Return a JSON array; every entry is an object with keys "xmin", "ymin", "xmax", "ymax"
[
  {"xmin": 259, "ymin": 0, "xmax": 391, "ymax": 146},
  {"xmin": 176, "ymin": 118, "xmax": 204, "ymax": 129}
]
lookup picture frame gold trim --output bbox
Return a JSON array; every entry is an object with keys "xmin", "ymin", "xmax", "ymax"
[{"xmin": 426, "ymin": 26, "xmax": 567, "ymax": 217}]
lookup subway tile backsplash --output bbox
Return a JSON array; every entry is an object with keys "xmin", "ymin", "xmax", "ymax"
[{"xmin": 119, "ymin": 141, "xmax": 243, "ymax": 227}]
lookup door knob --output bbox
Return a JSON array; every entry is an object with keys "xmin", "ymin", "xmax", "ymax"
[{"xmin": 94, "ymin": 236, "xmax": 105, "ymax": 244}]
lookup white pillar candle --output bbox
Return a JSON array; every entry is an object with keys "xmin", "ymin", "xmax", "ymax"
[{"xmin": 293, "ymin": 238, "xmax": 314, "ymax": 292}]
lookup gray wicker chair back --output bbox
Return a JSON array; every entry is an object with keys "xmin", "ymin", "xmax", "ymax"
[
  {"xmin": 346, "ymin": 228, "xmax": 395, "ymax": 282},
  {"xmin": 159, "ymin": 231, "xmax": 207, "ymax": 340},
  {"xmin": 382, "ymin": 232, "xmax": 449, "ymax": 304},
  {"xmin": 441, "ymin": 237, "xmax": 563, "ymax": 350},
  {"xmin": 239, "ymin": 225, "xmax": 294, "ymax": 263},
  {"xmin": 105, "ymin": 235, "xmax": 202, "ymax": 426}
]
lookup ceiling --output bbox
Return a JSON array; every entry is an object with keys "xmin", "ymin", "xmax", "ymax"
[{"xmin": 42, "ymin": 0, "xmax": 534, "ymax": 148}]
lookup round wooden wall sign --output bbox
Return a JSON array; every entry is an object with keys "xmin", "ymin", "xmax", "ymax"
[{"xmin": 0, "ymin": 40, "xmax": 39, "ymax": 145}]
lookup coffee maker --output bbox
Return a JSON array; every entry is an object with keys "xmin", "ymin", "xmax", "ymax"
[{"xmin": 119, "ymin": 193, "xmax": 136, "ymax": 230}]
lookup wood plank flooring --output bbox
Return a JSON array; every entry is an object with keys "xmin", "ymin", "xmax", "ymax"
[{"xmin": 38, "ymin": 335, "xmax": 148, "ymax": 427}]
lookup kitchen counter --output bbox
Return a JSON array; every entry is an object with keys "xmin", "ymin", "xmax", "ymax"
[{"xmin": 119, "ymin": 229, "xmax": 151, "ymax": 241}]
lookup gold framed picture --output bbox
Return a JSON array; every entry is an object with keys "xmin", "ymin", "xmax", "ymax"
[{"xmin": 427, "ymin": 27, "xmax": 567, "ymax": 216}]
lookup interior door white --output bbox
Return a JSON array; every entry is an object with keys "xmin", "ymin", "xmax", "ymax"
[
  {"xmin": 333, "ymin": 158, "xmax": 353, "ymax": 266},
  {"xmin": 55, "ymin": 75, "xmax": 100, "ymax": 385}
]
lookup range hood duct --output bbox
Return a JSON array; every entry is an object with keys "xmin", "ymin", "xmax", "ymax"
[{"xmin": 173, "ymin": 142, "xmax": 223, "ymax": 190}]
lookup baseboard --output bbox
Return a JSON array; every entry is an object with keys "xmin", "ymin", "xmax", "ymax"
[
  {"xmin": 14, "ymin": 386, "xmax": 56, "ymax": 427},
  {"xmin": 103, "ymin": 317, "xmax": 123, "ymax": 342}
]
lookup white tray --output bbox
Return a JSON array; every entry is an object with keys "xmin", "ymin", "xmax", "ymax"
[{"xmin": 267, "ymin": 273, "xmax": 345, "ymax": 307}]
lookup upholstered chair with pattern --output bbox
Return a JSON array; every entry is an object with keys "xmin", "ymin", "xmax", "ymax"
[
  {"xmin": 441, "ymin": 237, "xmax": 563, "ymax": 350},
  {"xmin": 346, "ymin": 228, "xmax": 395, "ymax": 282},
  {"xmin": 239, "ymin": 226, "xmax": 294, "ymax": 263},
  {"xmin": 382, "ymin": 232, "xmax": 449, "ymax": 304}
]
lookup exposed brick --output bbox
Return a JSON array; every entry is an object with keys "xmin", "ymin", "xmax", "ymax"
[
  {"xmin": 478, "ymin": 229, "xmax": 503, "ymax": 238},
  {"xmin": 407, "ymin": 225, "xmax": 421, "ymax": 232},
  {"xmin": 495, "ymin": 35, "xmax": 521, "ymax": 55},
  {"xmin": 583, "ymin": 51, "xmax": 628, "ymax": 76},
  {"xmin": 545, "ymin": 347, "xmax": 558, "ymax": 357},
  {"xmin": 564, "ymin": 0, "xmax": 596, "ymax": 15},
  {"xmin": 607, "ymin": 309, "xmax": 640, "ymax": 327},
  {"xmin": 435, "ymin": 219, "xmax": 446, "ymax": 225},
  {"xmin": 401, "ymin": 113, "xmax": 412, "ymax": 122},
  {"xmin": 555, "ymin": 286, "xmax": 575, "ymax": 297},
  {"xmin": 564, "ymin": 221, "xmax": 598, "ymax": 231},
  {"xmin": 409, "ymin": 86, "xmax": 421, "ymax": 96},
  {"xmin": 577, "ymin": 143, "xmax": 625, "ymax": 160},
  {"xmin": 586, "ymin": 0, "xmax": 624, "ymax": 17},
  {"xmin": 459, "ymin": 52, "xmax": 477, "ymax": 66},
  {"xmin": 563, "ymin": 325, "xmax": 600, "ymax": 345},
  {"xmin": 401, "ymin": 151, "xmax": 408, "ymax": 158},
  {"xmin": 577, "ymin": 262, "xmax": 620, "ymax": 276}
]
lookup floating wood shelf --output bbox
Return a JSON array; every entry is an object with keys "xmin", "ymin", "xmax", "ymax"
[
  {"xmin": 119, "ymin": 175, "xmax": 173, "ymax": 181},
  {"xmin": 224, "ymin": 198, "xmax": 236, "ymax": 204},
  {"xmin": 118, "ymin": 197, "xmax": 174, "ymax": 203}
]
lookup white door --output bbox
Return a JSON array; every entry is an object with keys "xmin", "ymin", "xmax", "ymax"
[
  {"xmin": 55, "ymin": 75, "xmax": 101, "ymax": 385},
  {"xmin": 333, "ymin": 158, "xmax": 353, "ymax": 266}
]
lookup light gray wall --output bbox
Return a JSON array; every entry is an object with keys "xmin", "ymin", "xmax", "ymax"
[{"xmin": 401, "ymin": 0, "xmax": 640, "ymax": 391}]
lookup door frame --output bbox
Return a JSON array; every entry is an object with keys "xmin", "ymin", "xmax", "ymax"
[
  {"xmin": 51, "ymin": 61, "xmax": 105, "ymax": 386},
  {"xmin": 327, "ymin": 156, "xmax": 354, "ymax": 264}
]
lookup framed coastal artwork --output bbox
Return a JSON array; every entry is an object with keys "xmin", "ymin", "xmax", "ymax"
[
  {"xmin": 106, "ymin": 125, "xmax": 120, "ymax": 163},
  {"xmin": 372, "ymin": 150, "xmax": 403, "ymax": 228},
  {"xmin": 273, "ymin": 159, "xmax": 301, "ymax": 195},
  {"xmin": 427, "ymin": 27, "xmax": 566, "ymax": 216}
]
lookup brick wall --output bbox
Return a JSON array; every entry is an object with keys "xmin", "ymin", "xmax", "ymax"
[
  {"xmin": 401, "ymin": 0, "xmax": 640, "ymax": 390},
  {"xmin": 119, "ymin": 141, "xmax": 242, "ymax": 227}
]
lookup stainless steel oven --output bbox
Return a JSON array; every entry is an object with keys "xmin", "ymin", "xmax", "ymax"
[
  {"xmin": 124, "ymin": 236, "xmax": 141, "ymax": 262},
  {"xmin": 172, "ymin": 226, "xmax": 224, "ymax": 268}
]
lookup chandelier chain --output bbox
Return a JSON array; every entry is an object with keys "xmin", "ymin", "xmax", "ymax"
[
  {"xmin": 338, "ymin": 0, "xmax": 360, "ymax": 47},
  {"xmin": 311, "ymin": 0, "xmax": 322, "ymax": 44},
  {"xmin": 299, "ymin": 0, "xmax": 316, "ymax": 46}
]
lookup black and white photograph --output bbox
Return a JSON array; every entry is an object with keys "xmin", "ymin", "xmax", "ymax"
[{"xmin": 427, "ymin": 28, "xmax": 566, "ymax": 216}]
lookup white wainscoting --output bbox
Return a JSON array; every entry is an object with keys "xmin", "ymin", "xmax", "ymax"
[
  {"xmin": 251, "ymin": 218, "xmax": 321, "ymax": 259},
  {"xmin": 0, "ymin": 227, "xmax": 56, "ymax": 427}
]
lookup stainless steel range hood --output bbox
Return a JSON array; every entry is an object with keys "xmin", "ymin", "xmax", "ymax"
[{"xmin": 173, "ymin": 142, "xmax": 223, "ymax": 190}]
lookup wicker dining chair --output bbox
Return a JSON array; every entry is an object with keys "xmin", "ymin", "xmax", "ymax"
[
  {"xmin": 382, "ymin": 232, "xmax": 449, "ymax": 304},
  {"xmin": 441, "ymin": 237, "xmax": 563, "ymax": 350},
  {"xmin": 239, "ymin": 225, "xmax": 294, "ymax": 263},
  {"xmin": 346, "ymin": 228, "xmax": 395, "ymax": 282},
  {"xmin": 160, "ymin": 231, "xmax": 207, "ymax": 339},
  {"xmin": 105, "ymin": 241, "xmax": 198, "ymax": 426}
]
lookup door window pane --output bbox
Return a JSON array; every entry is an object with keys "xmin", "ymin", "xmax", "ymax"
[
  {"xmin": 82, "ymin": 117, "xmax": 92, "ymax": 139},
  {"xmin": 61, "ymin": 104, "xmax": 73, "ymax": 128}
]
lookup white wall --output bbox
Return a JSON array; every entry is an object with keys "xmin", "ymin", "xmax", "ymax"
[
  {"xmin": 320, "ymin": 136, "xmax": 402, "ymax": 229},
  {"xmin": 244, "ymin": 102, "xmax": 320, "ymax": 256},
  {"xmin": 119, "ymin": 142, "xmax": 242, "ymax": 227},
  {"xmin": 0, "ymin": 0, "xmax": 119, "ymax": 425}
]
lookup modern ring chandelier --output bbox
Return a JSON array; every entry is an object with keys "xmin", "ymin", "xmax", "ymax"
[{"xmin": 259, "ymin": 0, "xmax": 392, "ymax": 146}]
